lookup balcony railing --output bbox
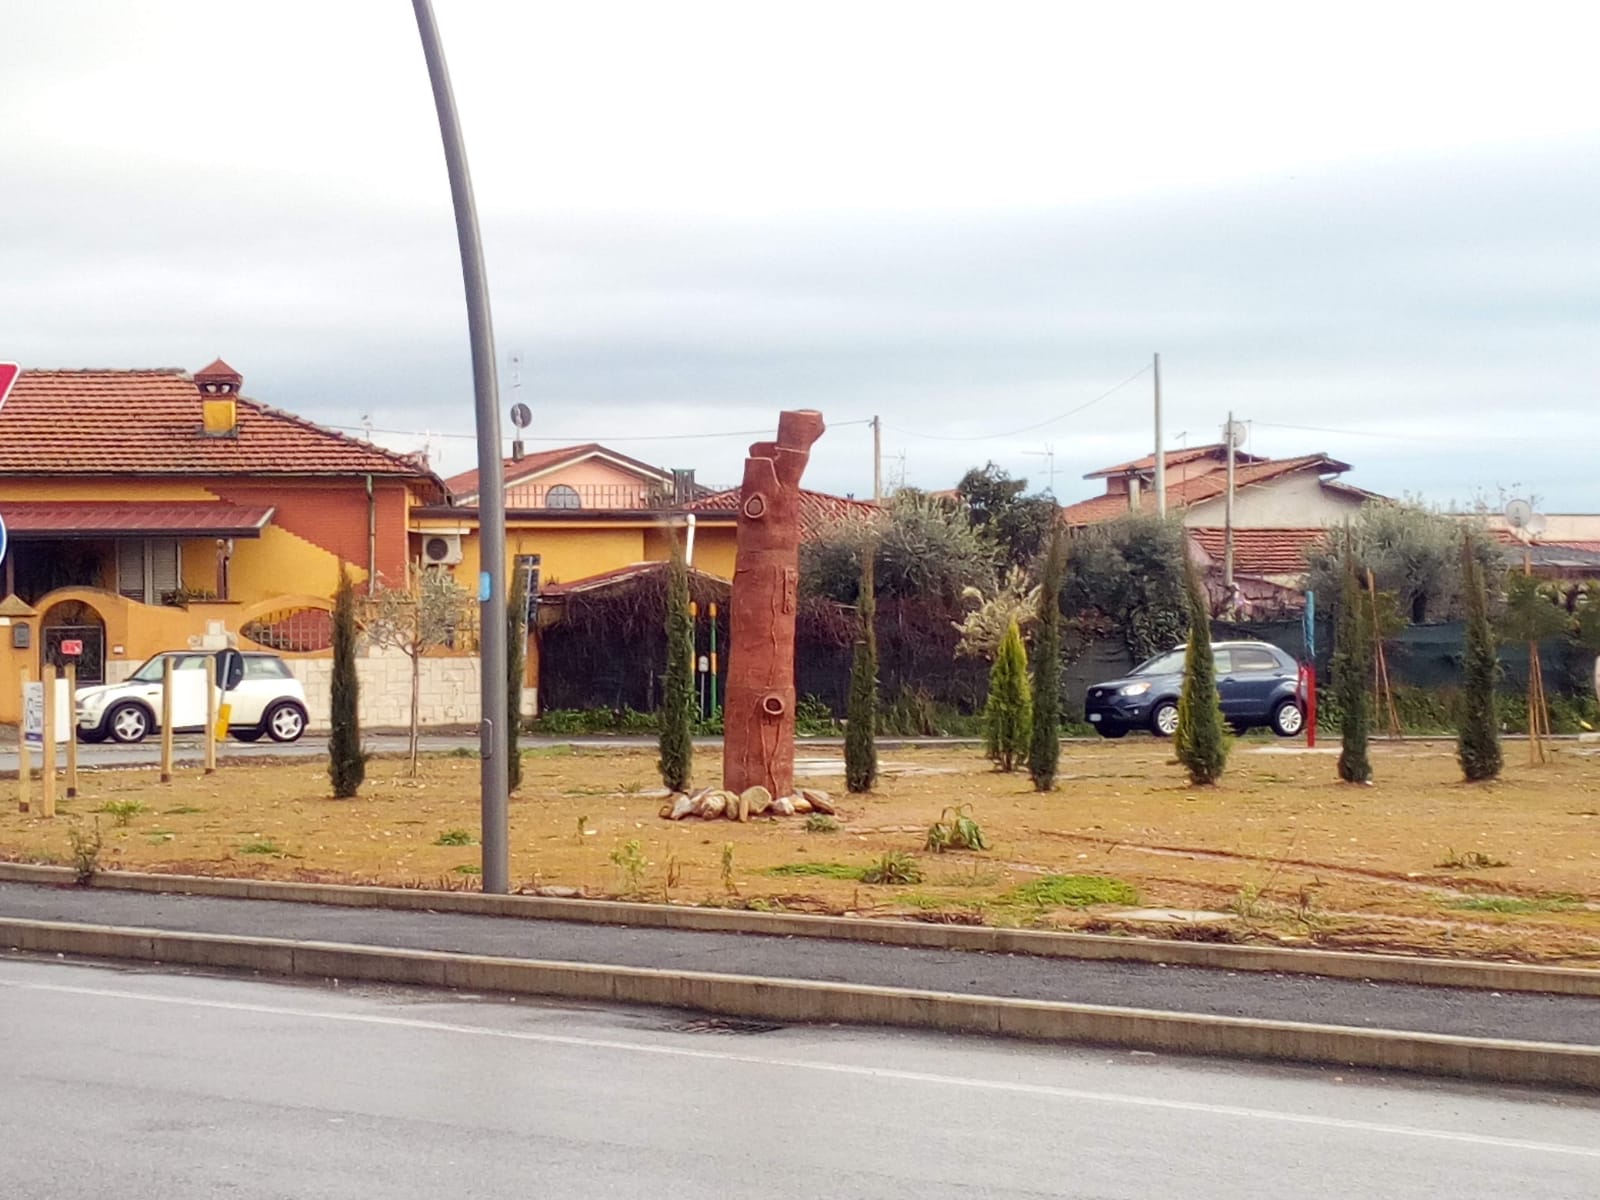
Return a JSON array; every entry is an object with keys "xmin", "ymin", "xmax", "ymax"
[{"xmin": 502, "ymin": 482, "xmax": 683, "ymax": 511}]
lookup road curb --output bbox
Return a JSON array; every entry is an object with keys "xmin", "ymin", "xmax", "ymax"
[
  {"xmin": 3, "ymin": 915, "xmax": 1596, "ymax": 1091},
  {"xmin": 1, "ymin": 861, "xmax": 1595, "ymax": 996}
]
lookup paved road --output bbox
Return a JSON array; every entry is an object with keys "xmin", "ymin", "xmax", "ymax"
[
  {"xmin": 2, "ymin": 881, "xmax": 1595, "ymax": 1044},
  {"xmin": 1, "ymin": 957, "xmax": 1595, "ymax": 1200}
]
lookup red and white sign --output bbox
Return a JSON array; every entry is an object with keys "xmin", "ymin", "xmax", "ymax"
[
  {"xmin": 59, "ymin": 639, "xmax": 85, "ymax": 657},
  {"xmin": 0, "ymin": 362, "xmax": 17, "ymax": 411}
]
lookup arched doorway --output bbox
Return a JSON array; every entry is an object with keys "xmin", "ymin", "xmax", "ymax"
[{"xmin": 40, "ymin": 599, "xmax": 107, "ymax": 685}]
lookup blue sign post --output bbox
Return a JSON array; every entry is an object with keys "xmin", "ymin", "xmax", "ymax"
[{"xmin": 0, "ymin": 510, "xmax": 8, "ymax": 572}]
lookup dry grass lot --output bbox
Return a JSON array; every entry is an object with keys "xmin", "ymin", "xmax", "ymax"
[{"xmin": 4, "ymin": 738, "xmax": 1599, "ymax": 965}]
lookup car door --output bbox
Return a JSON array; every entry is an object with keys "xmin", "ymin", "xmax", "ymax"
[
  {"xmin": 214, "ymin": 650, "xmax": 262, "ymax": 724},
  {"xmin": 1220, "ymin": 645, "xmax": 1284, "ymax": 723}
]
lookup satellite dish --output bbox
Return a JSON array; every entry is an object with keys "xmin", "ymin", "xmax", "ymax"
[
  {"xmin": 1222, "ymin": 419, "xmax": 1248, "ymax": 449},
  {"xmin": 1503, "ymin": 498, "xmax": 1533, "ymax": 530},
  {"xmin": 510, "ymin": 402, "xmax": 533, "ymax": 430},
  {"xmin": 1525, "ymin": 511, "xmax": 1548, "ymax": 539}
]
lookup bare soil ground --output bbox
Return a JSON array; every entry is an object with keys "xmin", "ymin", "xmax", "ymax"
[{"xmin": 4, "ymin": 739, "xmax": 1598, "ymax": 965}]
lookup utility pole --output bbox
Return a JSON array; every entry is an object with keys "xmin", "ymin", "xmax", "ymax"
[
  {"xmin": 871, "ymin": 415, "xmax": 883, "ymax": 504},
  {"xmin": 1224, "ymin": 410, "xmax": 1236, "ymax": 589},
  {"xmin": 1153, "ymin": 353, "xmax": 1166, "ymax": 517},
  {"xmin": 412, "ymin": 0, "xmax": 510, "ymax": 893}
]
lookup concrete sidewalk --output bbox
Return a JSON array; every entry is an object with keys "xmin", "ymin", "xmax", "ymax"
[{"xmin": 1, "ymin": 880, "xmax": 1594, "ymax": 1046}]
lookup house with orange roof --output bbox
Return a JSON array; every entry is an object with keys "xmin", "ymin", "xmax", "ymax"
[
  {"xmin": 1059, "ymin": 443, "xmax": 1386, "ymax": 611},
  {"xmin": 0, "ymin": 360, "xmax": 444, "ymax": 723}
]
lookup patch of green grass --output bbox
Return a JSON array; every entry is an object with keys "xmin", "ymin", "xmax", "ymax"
[
  {"xmin": 453, "ymin": 863, "xmax": 483, "ymax": 876},
  {"xmin": 434, "ymin": 828, "xmax": 474, "ymax": 847},
  {"xmin": 239, "ymin": 838, "xmax": 284, "ymax": 856},
  {"xmin": 1002, "ymin": 874, "xmax": 1139, "ymax": 909},
  {"xmin": 766, "ymin": 861, "xmax": 864, "ymax": 880},
  {"xmin": 803, "ymin": 813, "xmax": 840, "ymax": 834},
  {"xmin": 1448, "ymin": 894, "xmax": 1577, "ymax": 914},
  {"xmin": 164, "ymin": 805, "xmax": 205, "ymax": 816},
  {"xmin": 860, "ymin": 852, "xmax": 922, "ymax": 886},
  {"xmin": 447, "ymin": 747, "xmax": 478, "ymax": 759}
]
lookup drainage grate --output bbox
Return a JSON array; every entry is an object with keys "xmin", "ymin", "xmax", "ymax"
[{"xmin": 673, "ymin": 1017, "xmax": 785, "ymax": 1035}]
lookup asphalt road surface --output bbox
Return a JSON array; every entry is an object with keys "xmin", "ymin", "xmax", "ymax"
[{"xmin": 1, "ymin": 957, "xmax": 1595, "ymax": 1200}]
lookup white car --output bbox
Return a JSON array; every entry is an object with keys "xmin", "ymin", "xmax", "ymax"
[{"xmin": 75, "ymin": 650, "xmax": 309, "ymax": 745}]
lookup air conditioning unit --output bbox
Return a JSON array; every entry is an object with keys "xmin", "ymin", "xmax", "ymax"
[{"xmin": 422, "ymin": 533, "xmax": 464, "ymax": 566}]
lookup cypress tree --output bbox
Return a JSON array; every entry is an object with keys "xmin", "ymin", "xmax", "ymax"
[
  {"xmin": 658, "ymin": 533, "xmax": 694, "ymax": 792},
  {"xmin": 1334, "ymin": 540, "xmax": 1373, "ymax": 783},
  {"xmin": 507, "ymin": 562, "xmax": 528, "ymax": 794},
  {"xmin": 1458, "ymin": 537, "xmax": 1502, "ymax": 781},
  {"xmin": 983, "ymin": 618, "xmax": 1033, "ymax": 772},
  {"xmin": 1175, "ymin": 558, "xmax": 1229, "ymax": 785},
  {"xmin": 1028, "ymin": 528, "xmax": 1066, "ymax": 791},
  {"xmin": 328, "ymin": 565, "xmax": 365, "ymax": 799},
  {"xmin": 845, "ymin": 546, "xmax": 879, "ymax": 793}
]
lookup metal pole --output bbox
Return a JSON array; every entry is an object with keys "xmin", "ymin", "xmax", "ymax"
[
  {"xmin": 411, "ymin": 0, "xmax": 509, "ymax": 893},
  {"xmin": 65, "ymin": 661, "xmax": 79, "ymax": 799},
  {"xmin": 872, "ymin": 415, "xmax": 882, "ymax": 505},
  {"xmin": 1153, "ymin": 354, "xmax": 1166, "ymax": 517},
  {"xmin": 1223, "ymin": 410, "xmax": 1235, "ymax": 589}
]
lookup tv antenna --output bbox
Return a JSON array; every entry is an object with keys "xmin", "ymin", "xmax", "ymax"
[
  {"xmin": 1024, "ymin": 444, "xmax": 1060, "ymax": 495},
  {"xmin": 508, "ymin": 353, "xmax": 531, "ymax": 461}
]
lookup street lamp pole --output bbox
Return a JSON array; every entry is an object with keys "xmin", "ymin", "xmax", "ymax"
[{"xmin": 411, "ymin": 0, "xmax": 510, "ymax": 893}]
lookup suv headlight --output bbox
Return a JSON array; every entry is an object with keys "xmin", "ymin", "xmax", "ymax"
[{"xmin": 1118, "ymin": 682, "xmax": 1151, "ymax": 696}]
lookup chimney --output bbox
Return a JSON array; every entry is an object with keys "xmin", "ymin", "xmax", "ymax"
[
  {"xmin": 672, "ymin": 467, "xmax": 696, "ymax": 505},
  {"xmin": 1128, "ymin": 476, "xmax": 1142, "ymax": 512},
  {"xmin": 195, "ymin": 358, "xmax": 242, "ymax": 437}
]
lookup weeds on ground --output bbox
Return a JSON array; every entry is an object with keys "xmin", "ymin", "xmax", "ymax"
[
  {"xmin": 1435, "ymin": 848, "xmax": 1509, "ymax": 870},
  {"xmin": 767, "ymin": 862, "xmax": 865, "ymax": 880},
  {"xmin": 860, "ymin": 852, "xmax": 922, "ymax": 885},
  {"xmin": 99, "ymin": 800, "xmax": 145, "ymax": 827},
  {"xmin": 434, "ymin": 828, "xmax": 474, "ymax": 847},
  {"xmin": 68, "ymin": 818, "xmax": 103, "ymax": 885},
  {"xmin": 1004, "ymin": 874, "xmax": 1137, "ymax": 909},
  {"xmin": 239, "ymin": 838, "xmax": 284, "ymax": 856},
  {"xmin": 925, "ymin": 804, "xmax": 988, "ymax": 853},
  {"xmin": 1449, "ymin": 894, "xmax": 1577, "ymax": 914},
  {"xmin": 803, "ymin": 813, "xmax": 840, "ymax": 834},
  {"xmin": 721, "ymin": 842, "xmax": 737, "ymax": 894},
  {"xmin": 609, "ymin": 839, "xmax": 646, "ymax": 895},
  {"xmin": 453, "ymin": 863, "xmax": 482, "ymax": 876}
]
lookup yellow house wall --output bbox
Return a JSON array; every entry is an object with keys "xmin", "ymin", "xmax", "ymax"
[{"xmin": 0, "ymin": 480, "xmax": 216, "ymax": 502}]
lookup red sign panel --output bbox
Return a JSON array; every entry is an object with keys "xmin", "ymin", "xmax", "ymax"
[
  {"xmin": 0, "ymin": 363, "xmax": 17, "ymax": 412},
  {"xmin": 59, "ymin": 639, "xmax": 84, "ymax": 657}
]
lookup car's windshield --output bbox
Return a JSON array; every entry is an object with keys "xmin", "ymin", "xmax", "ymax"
[
  {"xmin": 127, "ymin": 653, "xmax": 211, "ymax": 683},
  {"xmin": 1132, "ymin": 649, "xmax": 1188, "ymax": 676}
]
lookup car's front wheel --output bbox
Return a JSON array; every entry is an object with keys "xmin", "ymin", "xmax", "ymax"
[
  {"xmin": 263, "ymin": 701, "xmax": 307, "ymax": 743},
  {"xmin": 1271, "ymin": 699, "xmax": 1305, "ymax": 738},
  {"xmin": 106, "ymin": 702, "xmax": 152, "ymax": 744},
  {"xmin": 1149, "ymin": 700, "xmax": 1180, "ymax": 738}
]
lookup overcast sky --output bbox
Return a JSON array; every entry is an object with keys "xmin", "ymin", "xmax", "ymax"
[{"xmin": 4, "ymin": 1, "xmax": 1597, "ymax": 509}]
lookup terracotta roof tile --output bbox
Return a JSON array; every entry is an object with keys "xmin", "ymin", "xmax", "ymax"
[
  {"xmin": 688, "ymin": 487, "xmax": 880, "ymax": 536},
  {"xmin": 1084, "ymin": 443, "xmax": 1264, "ymax": 479},
  {"xmin": 0, "ymin": 369, "xmax": 439, "ymax": 483},
  {"xmin": 1187, "ymin": 527, "xmax": 1327, "ymax": 576},
  {"xmin": 1061, "ymin": 454, "xmax": 1357, "ymax": 526},
  {"xmin": 1, "ymin": 499, "xmax": 274, "ymax": 538}
]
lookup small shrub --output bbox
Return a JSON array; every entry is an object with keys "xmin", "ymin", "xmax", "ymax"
[
  {"xmin": 453, "ymin": 863, "xmax": 482, "ymax": 876},
  {"xmin": 924, "ymin": 805, "xmax": 989, "ymax": 853},
  {"xmin": 982, "ymin": 619, "xmax": 1033, "ymax": 771},
  {"xmin": 1174, "ymin": 560, "xmax": 1229, "ymax": 785},
  {"xmin": 68, "ymin": 818, "xmax": 103, "ymax": 885},
  {"xmin": 434, "ymin": 828, "xmax": 474, "ymax": 847},
  {"xmin": 721, "ymin": 842, "xmax": 738, "ymax": 894},
  {"xmin": 99, "ymin": 799, "xmax": 145, "ymax": 828},
  {"xmin": 1435, "ymin": 848, "xmax": 1508, "ymax": 870},
  {"xmin": 803, "ymin": 813, "xmax": 840, "ymax": 834},
  {"xmin": 239, "ymin": 838, "xmax": 283, "ymax": 856},
  {"xmin": 609, "ymin": 839, "xmax": 647, "ymax": 895},
  {"xmin": 766, "ymin": 861, "xmax": 864, "ymax": 879},
  {"xmin": 860, "ymin": 851, "xmax": 922, "ymax": 885}
]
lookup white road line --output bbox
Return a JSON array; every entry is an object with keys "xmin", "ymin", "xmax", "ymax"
[{"xmin": 3, "ymin": 973, "xmax": 1595, "ymax": 1160}]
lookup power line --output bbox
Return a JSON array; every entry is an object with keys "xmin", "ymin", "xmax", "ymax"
[
  {"xmin": 327, "ymin": 418, "xmax": 872, "ymax": 443},
  {"xmin": 883, "ymin": 363, "xmax": 1151, "ymax": 442}
]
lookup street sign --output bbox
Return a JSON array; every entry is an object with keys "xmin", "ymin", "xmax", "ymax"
[
  {"xmin": 22, "ymin": 681, "xmax": 43, "ymax": 748},
  {"xmin": 59, "ymin": 639, "xmax": 84, "ymax": 657},
  {"xmin": 0, "ymin": 362, "xmax": 17, "ymax": 411}
]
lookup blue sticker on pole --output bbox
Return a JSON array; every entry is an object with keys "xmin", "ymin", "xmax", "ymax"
[
  {"xmin": 0, "ymin": 511, "xmax": 7, "ymax": 570},
  {"xmin": 478, "ymin": 571, "xmax": 492, "ymax": 602},
  {"xmin": 1302, "ymin": 590, "xmax": 1316, "ymax": 659}
]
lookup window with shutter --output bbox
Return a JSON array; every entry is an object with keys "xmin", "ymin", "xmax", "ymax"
[{"xmin": 117, "ymin": 541, "xmax": 146, "ymax": 600}]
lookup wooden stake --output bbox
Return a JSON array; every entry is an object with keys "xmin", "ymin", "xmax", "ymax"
[
  {"xmin": 17, "ymin": 668, "xmax": 30, "ymax": 814},
  {"xmin": 40, "ymin": 664, "xmax": 57, "ymax": 819},
  {"xmin": 159, "ymin": 656, "xmax": 175, "ymax": 783},
  {"xmin": 204, "ymin": 655, "xmax": 218, "ymax": 775},
  {"xmin": 65, "ymin": 661, "xmax": 79, "ymax": 799}
]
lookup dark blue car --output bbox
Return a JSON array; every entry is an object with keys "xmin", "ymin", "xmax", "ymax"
[{"xmin": 1084, "ymin": 640, "xmax": 1304, "ymax": 739}]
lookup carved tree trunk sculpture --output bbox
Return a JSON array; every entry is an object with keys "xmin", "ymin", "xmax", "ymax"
[{"xmin": 723, "ymin": 410, "xmax": 826, "ymax": 800}]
